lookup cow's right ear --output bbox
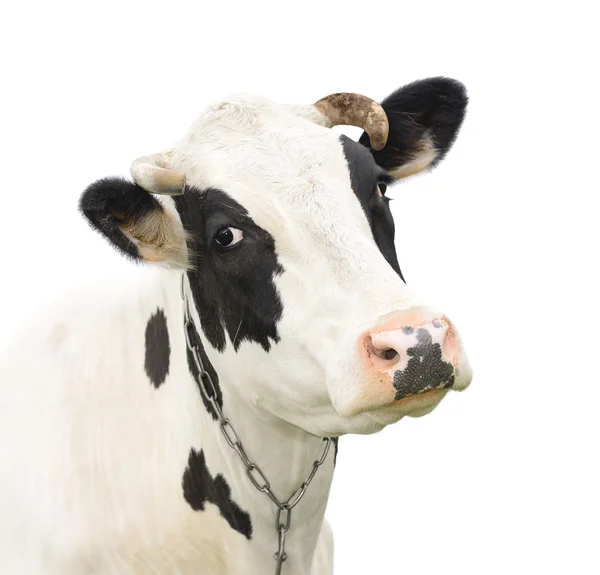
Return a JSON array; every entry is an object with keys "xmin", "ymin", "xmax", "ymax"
[
  {"xmin": 79, "ymin": 178, "xmax": 188, "ymax": 268},
  {"xmin": 359, "ymin": 77, "xmax": 468, "ymax": 180}
]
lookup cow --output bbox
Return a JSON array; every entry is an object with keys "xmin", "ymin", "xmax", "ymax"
[{"xmin": 0, "ymin": 77, "xmax": 472, "ymax": 574}]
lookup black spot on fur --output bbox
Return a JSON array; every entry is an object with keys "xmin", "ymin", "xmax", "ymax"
[
  {"xmin": 358, "ymin": 77, "xmax": 467, "ymax": 175},
  {"xmin": 340, "ymin": 136, "xmax": 403, "ymax": 279},
  {"xmin": 79, "ymin": 178, "xmax": 164, "ymax": 262},
  {"xmin": 144, "ymin": 308, "xmax": 170, "ymax": 388},
  {"xmin": 393, "ymin": 329, "xmax": 455, "ymax": 399},
  {"xmin": 184, "ymin": 318, "xmax": 223, "ymax": 420},
  {"xmin": 174, "ymin": 188, "xmax": 283, "ymax": 353},
  {"xmin": 183, "ymin": 448, "xmax": 252, "ymax": 540}
]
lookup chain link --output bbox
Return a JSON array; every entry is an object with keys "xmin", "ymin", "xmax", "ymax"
[
  {"xmin": 275, "ymin": 524, "xmax": 288, "ymax": 574},
  {"xmin": 181, "ymin": 275, "xmax": 332, "ymax": 574}
]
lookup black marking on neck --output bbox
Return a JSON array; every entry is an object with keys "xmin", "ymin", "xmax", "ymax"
[
  {"xmin": 339, "ymin": 136, "xmax": 404, "ymax": 280},
  {"xmin": 392, "ymin": 329, "xmax": 455, "ymax": 399},
  {"xmin": 184, "ymin": 317, "xmax": 223, "ymax": 420},
  {"xmin": 182, "ymin": 448, "xmax": 253, "ymax": 540},
  {"xmin": 332, "ymin": 437, "xmax": 339, "ymax": 467},
  {"xmin": 144, "ymin": 308, "xmax": 170, "ymax": 388}
]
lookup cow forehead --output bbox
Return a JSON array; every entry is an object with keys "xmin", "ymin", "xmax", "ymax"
[
  {"xmin": 184, "ymin": 93, "xmax": 327, "ymax": 143},
  {"xmin": 175, "ymin": 94, "xmax": 337, "ymax": 176},
  {"xmin": 171, "ymin": 94, "xmax": 374, "ymax": 237}
]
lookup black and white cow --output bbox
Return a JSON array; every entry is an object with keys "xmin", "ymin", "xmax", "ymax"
[{"xmin": 0, "ymin": 78, "xmax": 472, "ymax": 574}]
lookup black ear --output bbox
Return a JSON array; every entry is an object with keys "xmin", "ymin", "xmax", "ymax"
[
  {"xmin": 79, "ymin": 177, "xmax": 187, "ymax": 267},
  {"xmin": 359, "ymin": 77, "xmax": 467, "ymax": 180}
]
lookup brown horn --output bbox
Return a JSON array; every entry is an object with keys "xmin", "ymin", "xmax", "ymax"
[
  {"xmin": 130, "ymin": 152, "xmax": 186, "ymax": 196},
  {"xmin": 314, "ymin": 93, "xmax": 389, "ymax": 150}
]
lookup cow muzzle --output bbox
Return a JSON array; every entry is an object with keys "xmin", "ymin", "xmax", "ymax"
[{"xmin": 344, "ymin": 306, "xmax": 472, "ymax": 417}]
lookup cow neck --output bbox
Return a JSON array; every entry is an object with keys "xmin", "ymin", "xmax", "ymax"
[{"xmin": 180, "ymin": 273, "xmax": 335, "ymax": 574}]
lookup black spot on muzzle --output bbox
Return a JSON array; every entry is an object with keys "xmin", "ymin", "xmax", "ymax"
[{"xmin": 393, "ymin": 328, "xmax": 455, "ymax": 400}]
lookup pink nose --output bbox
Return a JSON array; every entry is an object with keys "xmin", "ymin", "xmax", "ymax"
[{"xmin": 362, "ymin": 308, "xmax": 466, "ymax": 400}]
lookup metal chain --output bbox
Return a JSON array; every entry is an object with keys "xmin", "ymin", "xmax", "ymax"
[{"xmin": 181, "ymin": 276, "xmax": 332, "ymax": 574}]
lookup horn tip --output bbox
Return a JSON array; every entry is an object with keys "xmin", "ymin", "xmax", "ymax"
[{"xmin": 371, "ymin": 138, "xmax": 387, "ymax": 151}]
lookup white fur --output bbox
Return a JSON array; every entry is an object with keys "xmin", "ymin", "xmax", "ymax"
[{"xmin": 0, "ymin": 94, "xmax": 469, "ymax": 573}]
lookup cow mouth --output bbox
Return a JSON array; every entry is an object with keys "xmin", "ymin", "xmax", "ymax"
[
  {"xmin": 392, "ymin": 388, "xmax": 447, "ymax": 409},
  {"xmin": 363, "ymin": 388, "xmax": 448, "ymax": 428}
]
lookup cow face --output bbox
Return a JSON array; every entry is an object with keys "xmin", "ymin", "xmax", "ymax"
[{"xmin": 80, "ymin": 78, "xmax": 472, "ymax": 436}]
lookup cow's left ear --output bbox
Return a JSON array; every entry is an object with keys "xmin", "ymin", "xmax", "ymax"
[
  {"xmin": 79, "ymin": 177, "xmax": 188, "ymax": 268},
  {"xmin": 359, "ymin": 77, "xmax": 467, "ymax": 180}
]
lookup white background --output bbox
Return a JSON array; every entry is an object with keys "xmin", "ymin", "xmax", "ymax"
[{"xmin": 1, "ymin": 1, "xmax": 598, "ymax": 573}]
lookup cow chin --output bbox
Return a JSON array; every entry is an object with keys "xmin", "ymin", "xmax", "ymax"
[
  {"xmin": 343, "ymin": 388, "xmax": 448, "ymax": 431},
  {"xmin": 369, "ymin": 389, "xmax": 449, "ymax": 424}
]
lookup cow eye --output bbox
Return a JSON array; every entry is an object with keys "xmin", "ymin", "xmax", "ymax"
[
  {"xmin": 213, "ymin": 227, "xmax": 244, "ymax": 248},
  {"xmin": 377, "ymin": 182, "xmax": 388, "ymax": 197}
]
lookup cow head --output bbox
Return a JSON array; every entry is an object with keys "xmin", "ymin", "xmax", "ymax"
[{"xmin": 80, "ymin": 77, "xmax": 472, "ymax": 436}]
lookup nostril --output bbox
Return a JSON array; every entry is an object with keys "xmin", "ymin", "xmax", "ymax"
[
  {"xmin": 382, "ymin": 349, "xmax": 398, "ymax": 361},
  {"xmin": 367, "ymin": 332, "xmax": 402, "ymax": 368},
  {"xmin": 371, "ymin": 342, "xmax": 399, "ymax": 362}
]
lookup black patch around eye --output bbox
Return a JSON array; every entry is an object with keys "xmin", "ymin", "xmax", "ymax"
[
  {"xmin": 392, "ymin": 329, "xmax": 455, "ymax": 399},
  {"xmin": 182, "ymin": 448, "xmax": 252, "ymax": 540},
  {"xmin": 340, "ymin": 136, "xmax": 404, "ymax": 281},
  {"xmin": 144, "ymin": 308, "xmax": 170, "ymax": 388},
  {"xmin": 174, "ymin": 188, "xmax": 284, "ymax": 354}
]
